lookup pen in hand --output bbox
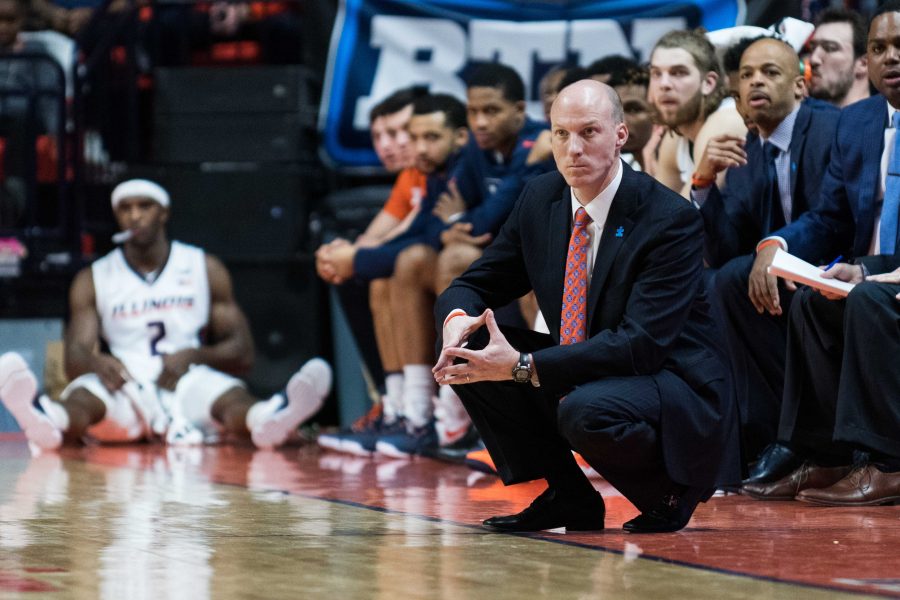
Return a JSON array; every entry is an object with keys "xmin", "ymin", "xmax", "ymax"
[{"xmin": 823, "ymin": 255, "xmax": 844, "ymax": 272}]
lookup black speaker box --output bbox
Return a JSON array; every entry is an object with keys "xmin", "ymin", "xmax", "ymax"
[
  {"xmin": 152, "ymin": 66, "xmax": 319, "ymax": 163},
  {"xmin": 154, "ymin": 65, "xmax": 318, "ymax": 118},
  {"xmin": 154, "ymin": 167, "xmax": 315, "ymax": 260},
  {"xmin": 153, "ymin": 113, "xmax": 318, "ymax": 163}
]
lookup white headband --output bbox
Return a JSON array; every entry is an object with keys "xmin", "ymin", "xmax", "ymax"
[{"xmin": 111, "ymin": 179, "xmax": 170, "ymax": 209}]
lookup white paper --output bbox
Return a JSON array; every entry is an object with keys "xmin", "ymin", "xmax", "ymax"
[{"xmin": 767, "ymin": 248, "xmax": 855, "ymax": 298}]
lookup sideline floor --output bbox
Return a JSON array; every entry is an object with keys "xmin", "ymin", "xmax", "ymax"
[{"xmin": 0, "ymin": 437, "xmax": 898, "ymax": 599}]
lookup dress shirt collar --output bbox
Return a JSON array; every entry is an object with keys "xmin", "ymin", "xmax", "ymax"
[
  {"xmin": 570, "ymin": 158, "xmax": 624, "ymax": 224},
  {"xmin": 888, "ymin": 100, "xmax": 898, "ymax": 128},
  {"xmin": 760, "ymin": 104, "xmax": 800, "ymax": 153}
]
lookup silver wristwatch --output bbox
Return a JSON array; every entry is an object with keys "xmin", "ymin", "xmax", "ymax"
[{"xmin": 512, "ymin": 352, "xmax": 535, "ymax": 385}]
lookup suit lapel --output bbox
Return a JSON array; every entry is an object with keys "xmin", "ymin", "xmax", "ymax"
[
  {"xmin": 788, "ymin": 104, "xmax": 810, "ymax": 218},
  {"xmin": 586, "ymin": 167, "xmax": 637, "ymax": 327},
  {"xmin": 858, "ymin": 100, "xmax": 888, "ymax": 250},
  {"xmin": 546, "ymin": 187, "xmax": 571, "ymax": 343}
]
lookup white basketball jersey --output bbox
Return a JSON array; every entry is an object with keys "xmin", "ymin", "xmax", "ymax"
[{"xmin": 92, "ymin": 241, "xmax": 211, "ymax": 382}]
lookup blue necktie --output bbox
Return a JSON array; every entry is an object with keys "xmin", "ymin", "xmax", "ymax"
[{"xmin": 881, "ymin": 112, "xmax": 900, "ymax": 255}]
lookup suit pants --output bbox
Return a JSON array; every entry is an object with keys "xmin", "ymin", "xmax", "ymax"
[
  {"xmin": 451, "ymin": 326, "xmax": 680, "ymax": 514},
  {"xmin": 779, "ymin": 282, "xmax": 900, "ymax": 460},
  {"xmin": 714, "ymin": 254, "xmax": 795, "ymax": 463}
]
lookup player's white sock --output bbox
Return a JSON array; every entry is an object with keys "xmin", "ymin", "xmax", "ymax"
[
  {"xmin": 382, "ymin": 372, "xmax": 404, "ymax": 424},
  {"xmin": 401, "ymin": 365, "xmax": 435, "ymax": 429}
]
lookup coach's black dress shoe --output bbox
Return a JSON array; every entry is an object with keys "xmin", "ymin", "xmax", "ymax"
[
  {"xmin": 743, "ymin": 443, "xmax": 803, "ymax": 485},
  {"xmin": 622, "ymin": 486, "xmax": 713, "ymax": 534},
  {"xmin": 482, "ymin": 487, "xmax": 605, "ymax": 532}
]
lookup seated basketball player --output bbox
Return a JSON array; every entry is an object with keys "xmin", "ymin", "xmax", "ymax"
[{"xmin": 0, "ymin": 179, "xmax": 331, "ymax": 450}]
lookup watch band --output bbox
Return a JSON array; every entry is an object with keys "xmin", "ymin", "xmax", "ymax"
[{"xmin": 512, "ymin": 352, "xmax": 532, "ymax": 383}]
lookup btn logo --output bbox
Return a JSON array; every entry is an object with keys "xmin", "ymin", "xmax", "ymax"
[{"xmin": 322, "ymin": 0, "xmax": 740, "ymax": 167}]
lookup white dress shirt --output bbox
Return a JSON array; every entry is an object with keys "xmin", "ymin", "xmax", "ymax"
[
  {"xmin": 445, "ymin": 158, "xmax": 625, "ymax": 330},
  {"xmin": 569, "ymin": 157, "xmax": 625, "ymax": 292}
]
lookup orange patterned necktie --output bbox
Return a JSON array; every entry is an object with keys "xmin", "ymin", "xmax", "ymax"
[{"xmin": 560, "ymin": 207, "xmax": 592, "ymax": 345}]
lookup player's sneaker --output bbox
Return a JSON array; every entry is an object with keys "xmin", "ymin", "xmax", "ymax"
[
  {"xmin": 374, "ymin": 420, "xmax": 438, "ymax": 459},
  {"xmin": 423, "ymin": 424, "xmax": 482, "ymax": 464},
  {"xmin": 330, "ymin": 418, "xmax": 407, "ymax": 457},
  {"xmin": 435, "ymin": 419, "xmax": 476, "ymax": 447},
  {"xmin": 317, "ymin": 402, "xmax": 382, "ymax": 454},
  {"xmin": 318, "ymin": 402, "xmax": 414, "ymax": 457},
  {"xmin": 250, "ymin": 358, "xmax": 332, "ymax": 449},
  {"xmin": 165, "ymin": 417, "xmax": 205, "ymax": 446},
  {"xmin": 0, "ymin": 352, "xmax": 63, "ymax": 450}
]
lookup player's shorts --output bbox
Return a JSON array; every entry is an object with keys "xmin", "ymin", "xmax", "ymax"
[{"xmin": 60, "ymin": 365, "xmax": 244, "ymax": 442}]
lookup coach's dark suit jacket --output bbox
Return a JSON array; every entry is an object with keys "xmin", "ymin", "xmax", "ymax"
[
  {"xmin": 436, "ymin": 164, "xmax": 741, "ymax": 487},
  {"xmin": 775, "ymin": 94, "xmax": 893, "ymax": 262},
  {"xmin": 701, "ymin": 102, "xmax": 840, "ymax": 268}
]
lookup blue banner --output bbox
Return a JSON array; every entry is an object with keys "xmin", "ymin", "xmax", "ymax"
[{"xmin": 320, "ymin": 0, "xmax": 743, "ymax": 168}]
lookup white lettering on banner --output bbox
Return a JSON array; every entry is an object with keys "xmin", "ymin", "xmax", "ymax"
[
  {"xmin": 469, "ymin": 19, "xmax": 567, "ymax": 107},
  {"xmin": 355, "ymin": 15, "xmax": 688, "ymax": 127},
  {"xmin": 354, "ymin": 16, "xmax": 467, "ymax": 128},
  {"xmin": 568, "ymin": 18, "xmax": 686, "ymax": 66},
  {"xmin": 631, "ymin": 18, "xmax": 689, "ymax": 60},
  {"xmin": 568, "ymin": 20, "xmax": 633, "ymax": 65}
]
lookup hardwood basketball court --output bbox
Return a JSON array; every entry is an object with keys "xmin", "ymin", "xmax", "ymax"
[{"xmin": 0, "ymin": 436, "xmax": 897, "ymax": 599}]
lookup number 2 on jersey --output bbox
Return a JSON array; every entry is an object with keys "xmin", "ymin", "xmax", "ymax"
[{"xmin": 148, "ymin": 321, "xmax": 166, "ymax": 355}]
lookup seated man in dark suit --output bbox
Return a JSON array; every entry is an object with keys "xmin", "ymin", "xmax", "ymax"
[
  {"xmin": 433, "ymin": 80, "xmax": 740, "ymax": 534},
  {"xmin": 742, "ymin": 257, "xmax": 900, "ymax": 504},
  {"xmin": 690, "ymin": 38, "xmax": 840, "ymax": 478},
  {"xmin": 743, "ymin": 1, "xmax": 900, "ymax": 501}
]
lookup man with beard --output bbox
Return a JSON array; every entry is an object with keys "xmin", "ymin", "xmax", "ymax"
[
  {"xmin": 649, "ymin": 29, "xmax": 747, "ymax": 198},
  {"xmin": 807, "ymin": 8, "xmax": 870, "ymax": 108}
]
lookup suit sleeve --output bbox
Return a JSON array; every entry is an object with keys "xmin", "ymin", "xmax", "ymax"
[
  {"xmin": 775, "ymin": 118, "xmax": 855, "ymax": 262},
  {"xmin": 699, "ymin": 180, "xmax": 757, "ymax": 268},
  {"xmin": 434, "ymin": 183, "xmax": 534, "ymax": 334},
  {"xmin": 462, "ymin": 159, "xmax": 554, "ymax": 237},
  {"xmin": 532, "ymin": 204, "xmax": 706, "ymax": 395},
  {"xmin": 858, "ymin": 253, "xmax": 900, "ymax": 275}
]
